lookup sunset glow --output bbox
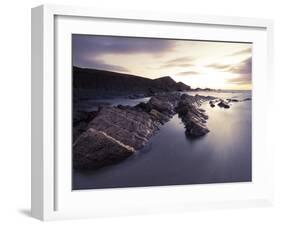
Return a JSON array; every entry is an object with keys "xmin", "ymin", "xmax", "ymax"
[{"xmin": 73, "ymin": 35, "xmax": 252, "ymax": 90}]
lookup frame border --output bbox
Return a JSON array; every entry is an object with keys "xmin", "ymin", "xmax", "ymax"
[{"xmin": 31, "ymin": 4, "xmax": 274, "ymax": 221}]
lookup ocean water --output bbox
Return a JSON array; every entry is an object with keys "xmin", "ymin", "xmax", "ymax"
[{"xmin": 72, "ymin": 91, "xmax": 252, "ymax": 189}]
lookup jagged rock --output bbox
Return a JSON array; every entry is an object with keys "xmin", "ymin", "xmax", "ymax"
[
  {"xmin": 148, "ymin": 96, "xmax": 174, "ymax": 114},
  {"xmin": 73, "ymin": 128, "xmax": 134, "ymax": 169},
  {"xmin": 73, "ymin": 96, "xmax": 182, "ymax": 170},
  {"xmin": 135, "ymin": 102, "xmax": 152, "ymax": 112},
  {"xmin": 198, "ymin": 108, "xmax": 206, "ymax": 113},
  {"xmin": 146, "ymin": 95, "xmax": 179, "ymax": 116},
  {"xmin": 87, "ymin": 106, "xmax": 159, "ymax": 150},
  {"xmin": 176, "ymin": 95, "xmax": 211, "ymax": 137},
  {"xmin": 149, "ymin": 109, "xmax": 170, "ymax": 124},
  {"xmin": 73, "ymin": 93, "xmax": 216, "ymax": 169},
  {"xmin": 218, "ymin": 100, "xmax": 230, "ymax": 109}
]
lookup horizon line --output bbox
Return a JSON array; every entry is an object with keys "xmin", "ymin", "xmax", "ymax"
[{"xmin": 73, "ymin": 65, "xmax": 252, "ymax": 91}]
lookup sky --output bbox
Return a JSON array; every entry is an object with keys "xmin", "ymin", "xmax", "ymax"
[{"xmin": 73, "ymin": 34, "xmax": 252, "ymax": 90}]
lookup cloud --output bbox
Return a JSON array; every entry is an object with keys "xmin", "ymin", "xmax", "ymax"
[
  {"xmin": 176, "ymin": 71, "xmax": 200, "ymax": 76},
  {"xmin": 76, "ymin": 57, "xmax": 130, "ymax": 73},
  {"xmin": 72, "ymin": 34, "xmax": 175, "ymax": 69},
  {"xmin": 206, "ymin": 63, "xmax": 231, "ymax": 70},
  {"xmin": 227, "ymin": 57, "xmax": 252, "ymax": 76},
  {"xmin": 166, "ymin": 56, "xmax": 194, "ymax": 64},
  {"xmin": 226, "ymin": 77, "xmax": 250, "ymax": 85},
  {"xmin": 206, "ymin": 57, "xmax": 251, "ymax": 76},
  {"xmin": 205, "ymin": 57, "xmax": 252, "ymax": 85},
  {"xmin": 94, "ymin": 62, "xmax": 130, "ymax": 73},
  {"xmin": 227, "ymin": 47, "xmax": 252, "ymax": 56},
  {"xmin": 160, "ymin": 56, "xmax": 195, "ymax": 68},
  {"xmin": 225, "ymin": 57, "xmax": 252, "ymax": 85}
]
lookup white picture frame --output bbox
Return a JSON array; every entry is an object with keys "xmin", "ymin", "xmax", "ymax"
[{"xmin": 31, "ymin": 4, "xmax": 274, "ymax": 221}]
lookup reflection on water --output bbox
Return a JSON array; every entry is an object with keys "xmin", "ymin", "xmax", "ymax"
[{"xmin": 73, "ymin": 91, "xmax": 252, "ymax": 189}]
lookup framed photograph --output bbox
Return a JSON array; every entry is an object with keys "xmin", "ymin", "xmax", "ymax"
[{"xmin": 31, "ymin": 4, "xmax": 274, "ymax": 221}]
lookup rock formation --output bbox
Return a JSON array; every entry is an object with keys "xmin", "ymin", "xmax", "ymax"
[
  {"xmin": 176, "ymin": 94, "xmax": 215, "ymax": 137},
  {"xmin": 218, "ymin": 100, "xmax": 230, "ymax": 109},
  {"xmin": 73, "ymin": 128, "xmax": 135, "ymax": 169},
  {"xmin": 73, "ymin": 93, "xmax": 215, "ymax": 169}
]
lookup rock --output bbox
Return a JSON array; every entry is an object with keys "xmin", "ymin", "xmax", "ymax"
[
  {"xmin": 198, "ymin": 108, "xmax": 206, "ymax": 113},
  {"xmin": 176, "ymin": 95, "xmax": 211, "ymax": 137},
  {"xmin": 73, "ymin": 105, "xmax": 158, "ymax": 169},
  {"xmin": 227, "ymin": 98, "xmax": 239, "ymax": 102},
  {"xmin": 209, "ymin": 101, "xmax": 215, "ymax": 108},
  {"xmin": 73, "ymin": 93, "xmax": 217, "ymax": 169},
  {"xmin": 73, "ymin": 110, "xmax": 98, "ymax": 141},
  {"xmin": 186, "ymin": 121, "xmax": 209, "ymax": 137},
  {"xmin": 135, "ymin": 102, "xmax": 152, "ymax": 112},
  {"xmin": 218, "ymin": 100, "xmax": 230, "ymax": 109},
  {"xmin": 87, "ymin": 106, "xmax": 159, "ymax": 150},
  {"xmin": 187, "ymin": 94, "xmax": 216, "ymax": 107},
  {"xmin": 176, "ymin": 82, "xmax": 191, "ymax": 91},
  {"xmin": 243, "ymin": 97, "xmax": 252, "ymax": 101},
  {"xmin": 73, "ymin": 94, "xmax": 182, "ymax": 170},
  {"xmin": 73, "ymin": 128, "xmax": 134, "ymax": 169},
  {"xmin": 149, "ymin": 109, "xmax": 170, "ymax": 124},
  {"xmin": 147, "ymin": 94, "xmax": 179, "ymax": 116},
  {"xmin": 148, "ymin": 96, "xmax": 173, "ymax": 114}
]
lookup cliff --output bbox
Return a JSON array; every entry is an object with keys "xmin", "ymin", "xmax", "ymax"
[{"xmin": 73, "ymin": 66, "xmax": 191, "ymax": 98}]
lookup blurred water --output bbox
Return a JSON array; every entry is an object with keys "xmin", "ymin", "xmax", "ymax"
[
  {"xmin": 73, "ymin": 91, "xmax": 252, "ymax": 190},
  {"xmin": 74, "ymin": 96, "xmax": 150, "ymax": 112}
]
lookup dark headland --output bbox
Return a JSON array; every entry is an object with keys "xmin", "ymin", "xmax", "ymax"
[{"xmin": 73, "ymin": 66, "xmax": 191, "ymax": 99}]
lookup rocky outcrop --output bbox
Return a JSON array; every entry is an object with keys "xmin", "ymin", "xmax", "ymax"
[
  {"xmin": 176, "ymin": 82, "xmax": 191, "ymax": 91},
  {"xmin": 176, "ymin": 94, "xmax": 214, "ymax": 137},
  {"xmin": 208, "ymin": 96, "xmax": 252, "ymax": 109},
  {"xmin": 73, "ymin": 107, "xmax": 156, "ymax": 169},
  {"xmin": 73, "ymin": 128, "xmax": 135, "ymax": 169},
  {"xmin": 73, "ymin": 93, "xmax": 215, "ymax": 169},
  {"xmin": 149, "ymin": 109, "xmax": 170, "ymax": 124},
  {"xmin": 218, "ymin": 100, "xmax": 230, "ymax": 109},
  {"xmin": 209, "ymin": 101, "xmax": 215, "ymax": 107},
  {"xmin": 73, "ymin": 95, "xmax": 176, "ymax": 169},
  {"xmin": 87, "ymin": 106, "xmax": 160, "ymax": 150},
  {"xmin": 146, "ymin": 93, "xmax": 180, "ymax": 115}
]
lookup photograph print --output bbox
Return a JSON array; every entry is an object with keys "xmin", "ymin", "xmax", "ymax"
[{"xmin": 72, "ymin": 34, "xmax": 252, "ymax": 190}]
